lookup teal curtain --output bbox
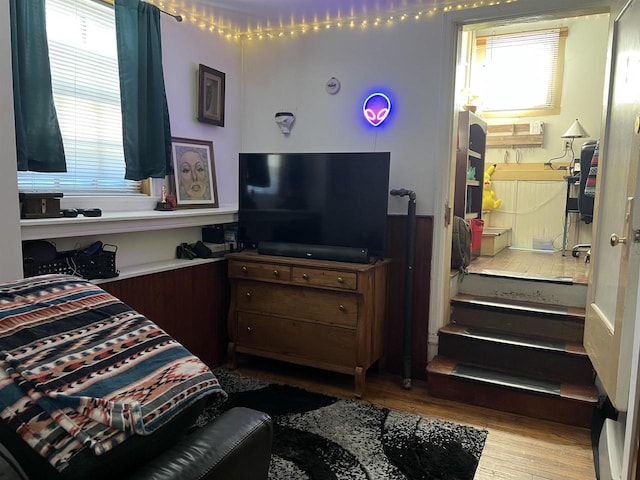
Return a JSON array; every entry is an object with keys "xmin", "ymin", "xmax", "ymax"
[
  {"xmin": 10, "ymin": 0, "xmax": 66, "ymax": 172},
  {"xmin": 115, "ymin": 0, "xmax": 172, "ymax": 181}
]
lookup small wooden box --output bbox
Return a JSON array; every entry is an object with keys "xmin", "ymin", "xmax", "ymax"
[
  {"xmin": 481, "ymin": 227, "xmax": 512, "ymax": 256},
  {"xmin": 19, "ymin": 192, "xmax": 63, "ymax": 219}
]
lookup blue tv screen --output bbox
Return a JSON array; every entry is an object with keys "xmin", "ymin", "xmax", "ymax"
[{"xmin": 238, "ymin": 152, "xmax": 391, "ymax": 257}]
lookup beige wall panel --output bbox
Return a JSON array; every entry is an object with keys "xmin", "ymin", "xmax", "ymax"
[{"xmin": 483, "ymin": 180, "xmax": 516, "ymax": 231}]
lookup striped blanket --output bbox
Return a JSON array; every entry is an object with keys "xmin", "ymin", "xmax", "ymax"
[
  {"xmin": 584, "ymin": 140, "xmax": 599, "ymax": 198},
  {"xmin": 0, "ymin": 274, "xmax": 227, "ymax": 472}
]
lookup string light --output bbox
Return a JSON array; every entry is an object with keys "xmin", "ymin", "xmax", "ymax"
[{"xmin": 146, "ymin": 0, "xmax": 519, "ymax": 41}]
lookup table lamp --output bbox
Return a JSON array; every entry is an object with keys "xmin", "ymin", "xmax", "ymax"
[{"xmin": 561, "ymin": 118, "xmax": 589, "ymax": 174}]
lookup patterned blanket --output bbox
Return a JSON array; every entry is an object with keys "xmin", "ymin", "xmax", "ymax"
[
  {"xmin": 584, "ymin": 140, "xmax": 599, "ymax": 198},
  {"xmin": 0, "ymin": 274, "xmax": 227, "ymax": 472}
]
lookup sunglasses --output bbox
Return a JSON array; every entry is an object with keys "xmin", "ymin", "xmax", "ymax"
[{"xmin": 61, "ymin": 208, "xmax": 102, "ymax": 218}]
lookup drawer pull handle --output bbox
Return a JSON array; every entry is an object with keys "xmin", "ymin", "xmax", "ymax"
[
  {"xmin": 302, "ymin": 273, "xmax": 309, "ymax": 280},
  {"xmin": 241, "ymin": 266, "xmax": 248, "ymax": 274},
  {"xmin": 337, "ymin": 277, "xmax": 344, "ymax": 284},
  {"xmin": 338, "ymin": 304, "xmax": 346, "ymax": 312},
  {"xmin": 246, "ymin": 326, "xmax": 252, "ymax": 334},
  {"xmin": 273, "ymin": 269, "xmax": 280, "ymax": 277},
  {"xmin": 245, "ymin": 292, "xmax": 252, "ymax": 299}
]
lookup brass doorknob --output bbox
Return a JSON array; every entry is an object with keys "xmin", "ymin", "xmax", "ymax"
[
  {"xmin": 241, "ymin": 266, "xmax": 248, "ymax": 274},
  {"xmin": 610, "ymin": 233, "xmax": 627, "ymax": 247},
  {"xmin": 302, "ymin": 273, "xmax": 309, "ymax": 280},
  {"xmin": 338, "ymin": 304, "xmax": 346, "ymax": 312},
  {"xmin": 245, "ymin": 292, "xmax": 252, "ymax": 299},
  {"xmin": 246, "ymin": 326, "xmax": 252, "ymax": 333},
  {"xmin": 337, "ymin": 277, "xmax": 344, "ymax": 284},
  {"xmin": 273, "ymin": 269, "xmax": 280, "ymax": 277}
]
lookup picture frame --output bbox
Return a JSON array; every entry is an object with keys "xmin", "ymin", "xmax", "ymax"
[
  {"xmin": 197, "ymin": 64, "xmax": 225, "ymax": 126},
  {"xmin": 171, "ymin": 137, "xmax": 219, "ymax": 208}
]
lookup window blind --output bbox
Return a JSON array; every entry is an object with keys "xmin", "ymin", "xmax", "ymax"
[
  {"xmin": 475, "ymin": 27, "xmax": 567, "ymax": 114},
  {"xmin": 17, "ymin": 0, "xmax": 140, "ymax": 195}
]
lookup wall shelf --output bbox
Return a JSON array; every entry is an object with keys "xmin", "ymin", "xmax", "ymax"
[
  {"xmin": 94, "ymin": 256, "xmax": 226, "ymax": 285},
  {"xmin": 454, "ymin": 110, "xmax": 487, "ymax": 221},
  {"xmin": 486, "ymin": 123, "xmax": 544, "ymax": 148},
  {"xmin": 21, "ymin": 205, "xmax": 237, "ymax": 241}
]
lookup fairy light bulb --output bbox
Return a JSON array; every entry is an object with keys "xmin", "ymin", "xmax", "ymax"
[{"xmin": 147, "ymin": 0, "xmax": 517, "ymax": 41}]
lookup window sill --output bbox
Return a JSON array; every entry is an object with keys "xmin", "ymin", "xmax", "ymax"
[{"xmin": 20, "ymin": 204, "xmax": 238, "ymax": 241}]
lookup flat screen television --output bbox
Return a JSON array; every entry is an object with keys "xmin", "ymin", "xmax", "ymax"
[{"xmin": 238, "ymin": 152, "xmax": 391, "ymax": 261}]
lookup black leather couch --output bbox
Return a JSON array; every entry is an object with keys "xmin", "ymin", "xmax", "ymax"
[
  {"xmin": 0, "ymin": 407, "xmax": 273, "ymax": 480},
  {"xmin": 126, "ymin": 407, "xmax": 273, "ymax": 480}
]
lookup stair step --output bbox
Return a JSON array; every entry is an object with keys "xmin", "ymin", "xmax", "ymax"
[
  {"xmin": 427, "ymin": 356, "xmax": 598, "ymax": 428},
  {"xmin": 452, "ymin": 293, "xmax": 586, "ymax": 318},
  {"xmin": 438, "ymin": 324, "xmax": 594, "ymax": 384},
  {"xmin": 450, "ymin": 293, "xmax": 585, "ymax": 343},
  {"xmin": 472, "ymin": 270, "xmax": 574, "ymax": 284},
  {"xmin": 457, "ymin": 271, "xmax": 588, "ymax": 308}
]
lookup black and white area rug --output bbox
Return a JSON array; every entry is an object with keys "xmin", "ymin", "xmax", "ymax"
[{"xmin": 195, "ymin": 369, "xmax": 488, "ymax": 480}]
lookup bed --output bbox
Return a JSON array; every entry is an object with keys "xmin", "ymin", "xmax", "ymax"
[{"xmin": 0, "ymin": 274, "xmax": 228, "ymax": 479}]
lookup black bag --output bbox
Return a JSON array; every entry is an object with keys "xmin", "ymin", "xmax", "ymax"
[{"xmin": 451, "ymin": 216, "xmax": 471, "ymax": 271}]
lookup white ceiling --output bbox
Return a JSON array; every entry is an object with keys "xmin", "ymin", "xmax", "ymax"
[{"xmin": 160, "ymin": 0, "xmax": 468, "ymax": 35}]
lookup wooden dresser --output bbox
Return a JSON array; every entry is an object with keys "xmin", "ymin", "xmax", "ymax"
[{"xmin": 226, "ymin": 251, "xmax": 390, "ymax": 397}]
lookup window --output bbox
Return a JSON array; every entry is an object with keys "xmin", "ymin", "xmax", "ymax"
[
  {"xmin": 17, "ymin": 0, "xmax": 140, "ymax": 195},
  {"xmin": 472, "ymin": 27, "xmax": 568, "ymax": 117}
]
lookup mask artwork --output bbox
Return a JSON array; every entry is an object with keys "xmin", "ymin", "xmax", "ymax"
[{"xmin": 275, "ymin": 112, "xmax": 295, "ymax": 134}]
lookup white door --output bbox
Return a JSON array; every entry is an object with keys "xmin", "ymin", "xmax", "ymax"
[{"xmin": 584, "ymin": 0, "xmax": 640, "ymax": 412}]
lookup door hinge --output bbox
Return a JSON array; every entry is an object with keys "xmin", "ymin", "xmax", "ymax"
[{"xmin": 444, "ymin": 201, "xmax": 451, "ymax": 227}]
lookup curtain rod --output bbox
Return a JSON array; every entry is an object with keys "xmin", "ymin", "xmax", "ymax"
[{"xmin": 96, "ymin": 0, "xmax": 183, "ymax": 22}]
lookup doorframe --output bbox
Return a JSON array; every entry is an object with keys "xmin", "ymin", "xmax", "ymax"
[{"xmin": 429, "ymin": 0, "xmax": 612, "ymax": 363}]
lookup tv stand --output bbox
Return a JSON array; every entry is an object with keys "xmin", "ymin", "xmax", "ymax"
[{"xmin": 226, "ymin": 251, "xmax": 390, "ymax": 397}]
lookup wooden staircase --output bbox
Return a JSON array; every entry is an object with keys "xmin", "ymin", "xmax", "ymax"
[{"xmin": 427, "ymin": 271, "xmax": 599, "ymax": 428}]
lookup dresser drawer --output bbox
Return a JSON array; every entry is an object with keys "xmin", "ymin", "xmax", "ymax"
[
  {"xmin": 291, "ymin": 267, "xmax": 357, "ymax": 290},
  {"xmin": 236, "ymin": 281, "xmax": 358, "ymax": 328},
  {"xmin": 237, "ymin": 313, "xmax": 357, "ymax": 366},
  {"xmin": 228, "ymin": 260, "xmax": 291, "ymax": 282}
]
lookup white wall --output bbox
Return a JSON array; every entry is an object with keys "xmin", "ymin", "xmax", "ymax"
[
  {"xmin": 0, "ymin": 11, "xmax": 242, "ymax": 278},
  {"xmin": 0, "ymin": 0, "xmax": 26, "ymax": 282},
  {"xmin": 239, "ymin": 11, "xmax": 609, "ymax": 232},
  {"xmin": 240, "ymin": 18, "xmax": 446, "ymax": 216},
  {"xmin": 161, "ymin": 18, "xmax": 242, "ymax": 206}
]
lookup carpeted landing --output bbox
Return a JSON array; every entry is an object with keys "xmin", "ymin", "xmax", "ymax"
[{"xmin": 195, "ymin": 369, "xmax": 488, "ymax": 480}]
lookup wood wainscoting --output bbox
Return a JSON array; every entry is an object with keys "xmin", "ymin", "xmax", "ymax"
[
  {"xmin": 101, "ymin": 261, "xmax": 229, "ymax": 369},
  {"xmin": 98, "ymin": 214, "xmax": 435, "ymax": 381},
  {"xmin": 383, "ymin": 215, "xmax": 433, "ymax": 379}
]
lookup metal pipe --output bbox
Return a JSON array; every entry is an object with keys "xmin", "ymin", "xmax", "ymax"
[
  {"xmin": 390, "ymin": 188, "xmax": 417, "ymax": 389},
  {"xmin": 94, "ymin": 0, "xmax": 183, "ymax": 22}
]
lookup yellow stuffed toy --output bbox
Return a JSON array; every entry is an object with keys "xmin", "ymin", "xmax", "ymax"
[{"xmin": 483, "ymin": 164, "xmax": 502, "ymax": 210}]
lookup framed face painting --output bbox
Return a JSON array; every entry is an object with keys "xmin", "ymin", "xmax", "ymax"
[
  {"xmin": 171, "ymin": 137, "xmax": 219, "ymax": 208},
  {"xmin": 197, "ymin": 64, "xmax": 225, "ymax": 126}
]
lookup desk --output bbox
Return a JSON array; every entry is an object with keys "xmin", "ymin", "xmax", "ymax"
[{"xmin": 561, "ymin": 174, "xmax": 580, "ymax": 256}]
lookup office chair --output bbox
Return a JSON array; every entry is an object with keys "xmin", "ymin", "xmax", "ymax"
[{"xmin": 571, "ymin": 140, "xmax": 597, "ymax": 261}]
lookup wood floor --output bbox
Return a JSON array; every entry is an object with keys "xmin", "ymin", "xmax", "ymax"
[
  {"xmin": 469, "ymin": 247, "xmax": 591, "ymax": 285},
  {"xmin": 230, "ymin": 357, "xmax": 597, "ymax": 480}
]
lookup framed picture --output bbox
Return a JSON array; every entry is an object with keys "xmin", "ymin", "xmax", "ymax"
[
  {"xmin": 171, "ymin": 137, "xmax": 219, "ymax": 208},
  {"xmin": 197, "ymin": 64, "xmax": 225, "ymax": 126}
]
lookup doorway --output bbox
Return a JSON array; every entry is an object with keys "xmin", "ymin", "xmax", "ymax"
[{"xmin": 452, "ymin": 12, "xmax": 609, "ymax": 284}]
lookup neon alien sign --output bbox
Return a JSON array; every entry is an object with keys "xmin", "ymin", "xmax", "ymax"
[{"xmin": 362, "ymin": 92, "xmax": 391, "ymax": 126}]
